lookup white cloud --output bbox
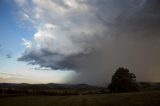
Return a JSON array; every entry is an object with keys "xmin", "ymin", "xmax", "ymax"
[
  {"xmin": 18, "ymin": 0, "xmax": 105, "ymax": 57},
  {"xmin": 22, "ymin": 38, "xmax": 32, "ymax": 48}
]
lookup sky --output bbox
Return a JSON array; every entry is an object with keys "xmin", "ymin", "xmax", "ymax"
[
  {"xmin": 0, "ymin": 0, "xmax": 160, "ymax": 85},
  {"xmin": 0, "ymin": 0, "xmax": 76, "ymax": 84}
]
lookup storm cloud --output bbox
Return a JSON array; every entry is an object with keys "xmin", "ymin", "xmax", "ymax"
[{"xmin": 17, "ymin": 0, "xmax": 160, "ymax": 84}]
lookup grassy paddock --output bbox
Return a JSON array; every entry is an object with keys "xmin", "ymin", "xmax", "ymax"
[{"xmin": 0, "ymin": 91, "xmax": 160, "ymax": 106}]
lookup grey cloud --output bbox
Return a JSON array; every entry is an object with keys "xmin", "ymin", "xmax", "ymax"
[{"xmin": 18, "ymin": 0, "xmax": 160, "ymax": 84}]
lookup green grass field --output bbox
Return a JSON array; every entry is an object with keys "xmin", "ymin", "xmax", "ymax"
[{"xmin": 0, "ymin": 91, "xmax": 160, "ymax": 106}]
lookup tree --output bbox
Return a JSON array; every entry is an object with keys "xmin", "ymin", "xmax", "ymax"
[{"xmin": 108, "ymin": 67, "xmax": 139, "ymax": 92}]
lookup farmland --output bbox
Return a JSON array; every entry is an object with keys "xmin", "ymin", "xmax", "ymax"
[{"xmin": 0, "ymin": 91, "xmax": 160, "ymax": 106}]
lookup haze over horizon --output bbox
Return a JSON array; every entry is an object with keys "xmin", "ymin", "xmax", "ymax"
[{"xmin": 0, "ymin": 0, "xmax": 160, "ymax": 85}]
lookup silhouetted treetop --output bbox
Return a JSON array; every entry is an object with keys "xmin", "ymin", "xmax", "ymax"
[{"xmin": 108, "ymin": 67, "xmax": 139, "ymax": 92}]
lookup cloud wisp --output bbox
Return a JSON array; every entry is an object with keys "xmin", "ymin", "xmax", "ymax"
[{"xmin": 16, "ymin": 0, "xmax": 160, "ymax": 84}]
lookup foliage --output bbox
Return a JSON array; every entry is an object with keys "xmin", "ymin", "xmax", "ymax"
[{"xmin": 108, "ymin": 67, "xmax": 139, "ymax": 92}]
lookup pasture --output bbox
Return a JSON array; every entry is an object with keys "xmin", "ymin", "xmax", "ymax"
[{"xmin": 0, "ymin": 91, "xmax": 160, "ymax": 106}]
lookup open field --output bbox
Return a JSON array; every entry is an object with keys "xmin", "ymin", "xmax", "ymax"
[{"xmin": 0, "ymin": 91, "xmax": 160, "ymax": 106}]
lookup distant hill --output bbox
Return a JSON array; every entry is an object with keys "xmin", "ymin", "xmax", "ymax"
[
  {"xmin": 139, "ymin": 82, "xmax": 160, "ymax": 90},
  {"xmin": 0, "ymin": 82, "xmax": 160, "ymax": 96},
  {"xmin": 0, "ymin": 83, "xmax": 108, "ymax": 96},
  {"xmin": 0, "ymin": 83, "xmax": 106, "ymax": 90}
]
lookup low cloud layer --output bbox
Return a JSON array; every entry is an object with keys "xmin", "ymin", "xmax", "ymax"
[{"xmin": 17, "ymin": 0, "xmax": 160, "ymax": 84}]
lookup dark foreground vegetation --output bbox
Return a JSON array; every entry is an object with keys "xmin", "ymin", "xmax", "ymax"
[{"xmin": 0, "ymin": 91, "xmax": 160, "ymax": 106}]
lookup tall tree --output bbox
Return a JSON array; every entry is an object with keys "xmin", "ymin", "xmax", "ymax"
[{"xmin": 108, "ymin": 67, "xmax": 139, "ymax": 92}]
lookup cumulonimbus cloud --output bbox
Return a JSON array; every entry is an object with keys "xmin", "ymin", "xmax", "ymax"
[
  {"xmin": 17, "ymin": 0, "xmax": 106, "ymax": 69},
  {"xmin": 16, "ymin": 0, "xmax": 160, "ymax": 84}
]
